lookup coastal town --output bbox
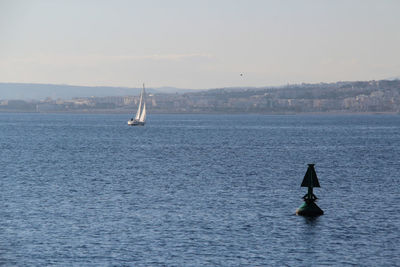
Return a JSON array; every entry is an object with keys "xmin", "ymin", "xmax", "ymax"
[{"xmin": 1, "ymin": 79, "xmax": 400, "ymax": 114}]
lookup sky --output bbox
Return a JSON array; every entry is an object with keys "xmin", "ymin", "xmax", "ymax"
[{"xmin": 0, "ymin": 0, "xmax": 399, "ymax": 89}]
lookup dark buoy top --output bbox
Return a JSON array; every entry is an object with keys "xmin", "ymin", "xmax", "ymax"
[
  {"xmin": 301, "ymin": 164, "xmax": 320, "ymax": 188},
  {"xmin": 296, "ymin": 164, "xmax": 324, "ymax": 216}
]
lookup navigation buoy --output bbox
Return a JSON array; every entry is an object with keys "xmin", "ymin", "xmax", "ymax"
[{"xmin": 296, "ymin": 164, "xmax": 324, "ymax": 216}]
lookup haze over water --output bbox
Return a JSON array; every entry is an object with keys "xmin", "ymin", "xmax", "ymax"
[{"xmin": 0, "ymin": 113, "xmax": 399, "ymax": 266}]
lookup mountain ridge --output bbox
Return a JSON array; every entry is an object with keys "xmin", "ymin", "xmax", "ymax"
[{"xmin": 0, "ymin": 82, "xmax": 195, "ymax": 100}]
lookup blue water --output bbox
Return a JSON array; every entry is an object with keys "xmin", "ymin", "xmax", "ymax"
[{"xmin": 0, "ymin": 113, "xmax": 399, "ymax": 266}]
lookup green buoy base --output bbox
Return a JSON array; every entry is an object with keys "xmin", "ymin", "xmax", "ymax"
[{"xmin": 296, "ymin": 201, "xmax": 324, "ymax": 216}]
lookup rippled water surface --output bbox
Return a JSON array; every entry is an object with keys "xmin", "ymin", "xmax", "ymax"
[{"xmin": 0, "ymin": 113, "xmax": 399, "ymax": 266}]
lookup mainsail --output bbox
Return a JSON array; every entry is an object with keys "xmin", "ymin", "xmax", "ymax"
[
  {"xmin": 135, "ymin": 87, "xmax": 144, "ymax": 120},
  {"xmin": 139, "ymin": 101, "xmax": 146, "ymax": 122}
]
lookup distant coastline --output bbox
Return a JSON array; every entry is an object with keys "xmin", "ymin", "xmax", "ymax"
[
  {"xmin": 0, "ymin": 108, "xmax": 399, "ymax": 115},
  {"xmin": 1, "ymin": 79, "xmax": 400, "ymax": 114}
]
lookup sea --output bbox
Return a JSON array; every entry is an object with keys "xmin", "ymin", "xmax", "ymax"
[{"xmin": 0, "ymin": 113, "xmax": 399, "ymax": 266}]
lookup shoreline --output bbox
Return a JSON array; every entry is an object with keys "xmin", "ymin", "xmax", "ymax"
[{"xmin": 0, "ymin": 110, "xmax": 398, "ymax": 115}]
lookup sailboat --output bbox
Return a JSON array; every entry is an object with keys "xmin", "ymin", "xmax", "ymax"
[{"xmin": 128, "ymin": 84, "xmax": 146, "ymax": 126}]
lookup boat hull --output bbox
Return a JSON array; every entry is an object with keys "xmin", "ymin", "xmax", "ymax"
[{"xmin": 128, "ymin": 120, "xmax": 145, "ymax": 126}]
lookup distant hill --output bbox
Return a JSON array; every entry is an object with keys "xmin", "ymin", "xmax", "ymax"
[
  {"xmin": 0, "ymin": 83, "xmax": 194, "ymax": 100},
  {"xmin": 2, "ymin": 79, "xmax": 400, "ymax": 113}
]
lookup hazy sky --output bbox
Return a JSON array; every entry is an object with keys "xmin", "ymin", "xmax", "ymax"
[{"xmin": 1, "ymin": 0, "xmax": 399, "ymax": 89}]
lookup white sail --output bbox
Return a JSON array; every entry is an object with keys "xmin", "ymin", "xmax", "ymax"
[
  {"xmin": 139, "ymin": 101, "xmax": 146, "ymax": 122},
  {"xmin": 135, "ymin": 88, "xmax": 143, "ymax": 120}
]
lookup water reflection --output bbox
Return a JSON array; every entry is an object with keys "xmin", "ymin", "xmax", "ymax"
[{"xmin": 303, "ymin": 216, "xmax": 320, "ymax": 226}]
